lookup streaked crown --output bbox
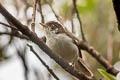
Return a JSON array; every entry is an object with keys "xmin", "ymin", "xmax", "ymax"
[{"xmin": 45, "ymin": 21, "xmax": 65, "ymax": 34}]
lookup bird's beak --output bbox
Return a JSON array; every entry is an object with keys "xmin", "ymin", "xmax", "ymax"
[{"xmin": 40, "ymin": 23, "xmax": 47, "ymax": 28}]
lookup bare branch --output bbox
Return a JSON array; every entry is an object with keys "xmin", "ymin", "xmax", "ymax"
[
  {"xmin": 70, "ymin": 6, "xmax": 75, "ymax": 33},
  {"xmin": 72, "ymin": 0, "xmax": 86, "ymax": 41},
  {"xmin": 46, "ymin": 0, "xmax": 63, "ymax": 24},
  {"xmin": 31, "ymin": 0, "xmax": 38, "ymax": 32},
  {"xmin": 38, "ymin": 0, "xmax": 45, "ymax": 23},
  {"xmin": 0, "ymin": 4, "xmax": 92, "ymax": 80},
  {"xmin": 17, "ymin": 48, "xmax": 29, "ymax": 80},
  {"xmin": 0, "ymin": 32, "xmax": 29, "ymax": 40},
  {"xmin": 77, "ymin": 41, "xmax": 119, "ymax": 75},
  {"xmin": 27, "ymin": 44, "xmax": 59, "ymax": 80},
  {"xmin": 0, "ymin": 2, "xmax": 119, "ymax": 78},
  {"xmin": 0, "ymin": 21, "xmax": 18, "ymax": 30}
]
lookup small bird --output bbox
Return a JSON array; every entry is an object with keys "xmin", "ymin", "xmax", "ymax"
[{"xmin": 40, "ymin": 21, "xmax": 93, "ymax": 77}]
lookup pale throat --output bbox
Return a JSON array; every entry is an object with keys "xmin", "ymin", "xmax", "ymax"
[{"xmin": 44, "ymin": 28, "xmax": 57, "ymax": 39}]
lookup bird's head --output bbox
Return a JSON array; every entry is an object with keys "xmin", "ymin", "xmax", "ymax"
[{"xmin": 40, "ymin": 21, "xmax": 65, "ymax": 34}]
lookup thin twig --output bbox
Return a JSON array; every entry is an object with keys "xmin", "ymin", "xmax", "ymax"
[
  {"xmin": 27, "ymin": 44, "xmax": 60, "ymax": 80},
  {"xmin": 46, "ymin": 0, "xmax": 63, "ymax": 24},
  {"xmin": 72, "ymin": 0, "xmax": 86, "ymax": 41},
  {"xmin": 31, "ymin": 0, "xmax": 38, "ymax": 32},
  {"xmin": 17, "ymin": 47, "xmax": 29, "ymax": 80},
  {"xmin": 0, "ymin": 3, "xmax": 119, "ymax": 77},
  {"xmin": 70, "ymin": 6, "xmax": 75, "ymax": 33},
  {"xmin": 0, "ymin": 21, "xmax": 18, "ymax": 30},
  {"xmin": 112, "ymin": 0, "xmax": 120, "ymax": 31},
  {"xmin": 0, "ymin": 21, "xmax": 29, "ymax": 40},
  {"xmin": 0, "ymin": 4, "xmax": 92, "ymax": 80},
  {"xmin": 71, "ymin": 18, "xmax": 74, "ymax": 33},
  {"xmin": 77, "ymin": 41, "xmax": 119, "ymax": 75},
  {"xmin": 0, "ymin": 32, "xmax": 29, "ymax": 40},
  {"xmin": 38, "ymin": 0, "xmax": 45, "ymax": 23}
]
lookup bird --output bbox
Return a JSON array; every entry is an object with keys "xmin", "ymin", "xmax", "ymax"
[{"xmin": 40, "ymin": 21, "xmax": 93, "ymax": 77}]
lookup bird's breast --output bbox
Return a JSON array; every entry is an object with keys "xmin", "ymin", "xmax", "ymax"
[{"xmin": 46, "ymin": 34, "xmax": 79, "ymax": 63}]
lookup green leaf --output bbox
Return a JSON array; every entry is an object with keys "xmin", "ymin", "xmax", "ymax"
[
  {"xmin": 77, "ymin": 0, "xmax": 97, "ymax": 13},
  {"xmin": 97, "ymin": 69, "xmax": 115, "ymax": 80}
]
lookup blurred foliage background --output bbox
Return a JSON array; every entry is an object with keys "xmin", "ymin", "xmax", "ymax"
[{"xmin": 0, "ymin": 0, "xmax": 120, "ymax": 80}]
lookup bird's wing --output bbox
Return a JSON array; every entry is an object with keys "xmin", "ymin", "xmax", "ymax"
[
  {"xmin": 62, "ymin": 27, "xmax": 82, "ymax": 58},
  {"xmin": 73, "ymin": 40, "xmax": 82, "ymax": 58},
  {"xmin": 63, "ymin": 28, "xmax": 94, "ymax": 77}
]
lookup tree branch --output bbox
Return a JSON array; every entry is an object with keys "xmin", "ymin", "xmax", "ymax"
[
  {"xmin": 31, "ymin": 0, "xmax": 38, "ymax": 32},
  {"xmin": 38, "ymin": 0, "xmax": 45, "ymax": 23},
  {"xmin": 0, "ymin": 3, "xmax": 92, "ymax": 80},
  {"xmin": 0, "ymin": 32, "xmax": 29, "ymax": 40},
  {"xmin": 46, "ymin": 0, "xmax": 63, "ymax": 24},
  {"xmin": 0, "ymin": 21, "xmax": 18, "ymax": 30},
  {"xmin": 77, "ymin": 41, "xmax": 119, "ymax": 75},
  {"xmin": 27, "ymin": 44, "xmax": 59, "ymax": 80},
  {"xmin": 0, "ymin": 1, "xmax": 119, "ymax": 78},
  {"xmin": 72, "ymin": 0, "xmax": 86, "ymax": 41},
  {"xmin": 71, "ymin": 7, "xmax": 75, "ymax": 33},
  {"xmin": 17, "ymin": 48, "xmax": 29, "ymax": 80}
]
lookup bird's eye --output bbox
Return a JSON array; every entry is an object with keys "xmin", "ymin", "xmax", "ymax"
[
  {"xmin": 55, "ymin": 28, "xmax": 58, "ymax": 31},
  {"xmin": 51, "ymin": 24, "xmax": 54, "ymax": 27}
]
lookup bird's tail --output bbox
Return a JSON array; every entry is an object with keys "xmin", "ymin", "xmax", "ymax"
[{"xmin": 74, "ymin": 58, "xmax": 93, "ymax": 78}]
